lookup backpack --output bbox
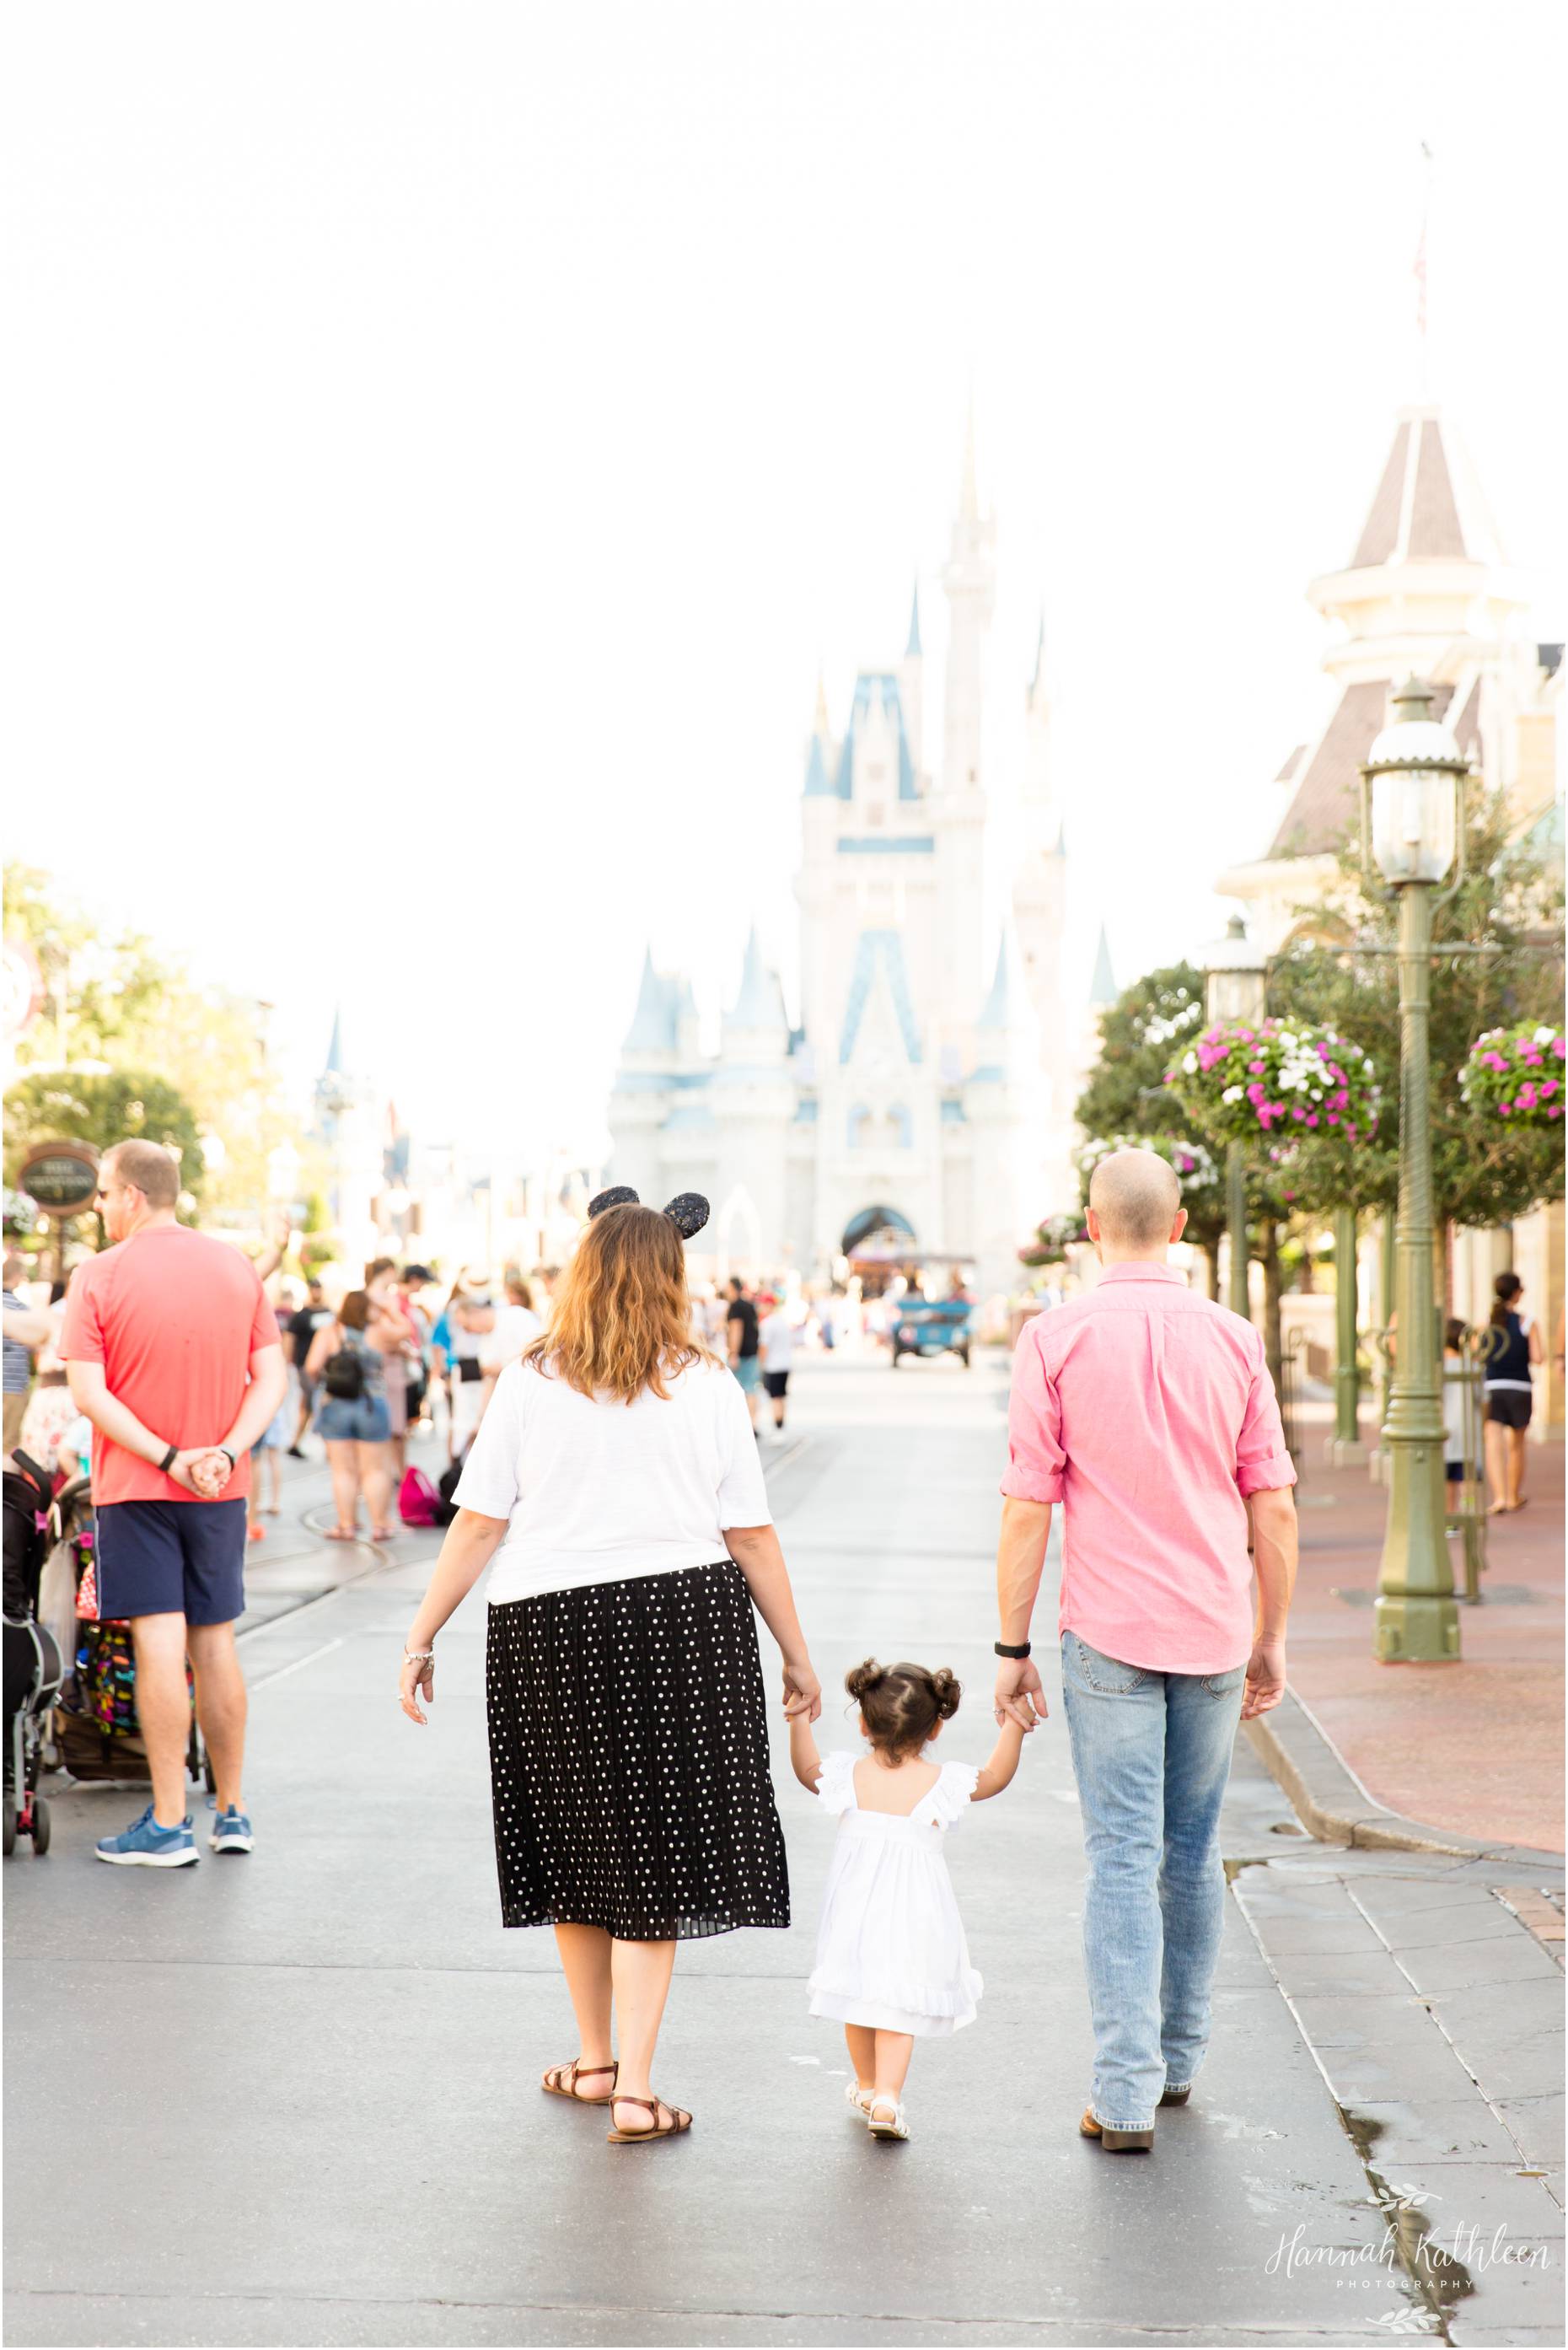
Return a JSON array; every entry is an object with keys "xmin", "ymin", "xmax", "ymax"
[
  {"xmin": 321, "ymin": 1342, "xmax": 367, "ymax": 1400},
  {"xmin": 398, "ymin": 1467, "xmax": 443, "ymax": 1528}
]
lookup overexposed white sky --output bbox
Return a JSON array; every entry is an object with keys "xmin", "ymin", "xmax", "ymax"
[{"xmin": 6, "ymin": 1, "xmax": 1565, "ymax": 1167}]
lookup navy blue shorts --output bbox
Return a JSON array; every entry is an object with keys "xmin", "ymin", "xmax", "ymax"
[{"xmin": 94, "ymin": 1498, "xmax": 247, "ymax": 1626}]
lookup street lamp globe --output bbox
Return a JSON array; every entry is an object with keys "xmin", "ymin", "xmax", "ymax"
[
  {"xmin": 1199, "ymin": 913, "xmax": 1268, "ymax": 1028},
  {"xmin": 1363, "ymin": 677, "xmax": 1467, "ymax": 885}
]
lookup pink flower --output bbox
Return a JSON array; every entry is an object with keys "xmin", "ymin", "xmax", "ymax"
[
  {"xmin": 1248, "ymin": 1059, "xmax": 1265, "ymax": 1074},
  {"xmin": 1306, "ymin": 1114, "xmax": 1318, "ymax": 1127},
  {"xmin": 1542, "ymin": 1080, "xmax": 1559, "ymax": 1099},
  {"xmin": 1554, "ymin": 1039, "xmax": 1565, "ymax": 1059}
]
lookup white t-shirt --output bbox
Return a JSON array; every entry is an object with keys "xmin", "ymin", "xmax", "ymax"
[
  {"xmin": 480, "ymin": 1303, "xmax": 543, "ymax": 1375},
  {"xmin": 759, "ymin": 1309, "xmax": 797, "ymax": 1374},
  {"xmin": 454, "ymin": 1354, "xmax": 771, "ymax": 1605}
]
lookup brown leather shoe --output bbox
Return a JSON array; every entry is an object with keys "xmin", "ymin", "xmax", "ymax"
[
  {"xmin": 1079, "ymin": 2106, "xmax": 1155, "ymax": 2153},
  {"xmin": 1160, "ymin": 2085, "xmax": 1191, "ymax": 2107}
]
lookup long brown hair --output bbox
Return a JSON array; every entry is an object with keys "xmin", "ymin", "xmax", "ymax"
[
  {"xmin": 1490, "ymin": 1270, "xmax": 1522, "ymax": 1332},
  {"xmin": 526, "ymin": 1203, "xmax": 712, "ymax": 1402}
]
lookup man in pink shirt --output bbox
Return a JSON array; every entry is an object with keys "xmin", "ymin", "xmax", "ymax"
[
  {"xmin": 61, "ymin": 1141, "xmax": 287, "ymax": 1869},
  {"xmin": 993, "ymin": 1148, "xmax": 1298, "ymax": 2151}
]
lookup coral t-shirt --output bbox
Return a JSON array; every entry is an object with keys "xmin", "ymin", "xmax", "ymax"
[{"xmin": 59, "ymin": 1223, "xmax": 278, "ymax": 1505}]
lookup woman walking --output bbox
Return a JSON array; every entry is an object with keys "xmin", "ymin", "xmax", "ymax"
[
  {"xmin": 1483, "ymin": 1270, "xmax": 1543, "ymax": 1514},
  {"xmin": 399, "ymin": 1187, "xmax": 819, "ymax": 2143},
  {"xmin": 305, "ymin": 1290, "xmax": 395, "ymax": 1541}
]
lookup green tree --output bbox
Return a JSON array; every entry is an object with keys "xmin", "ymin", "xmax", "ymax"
[
  {"xmin": 1074, "ymin": 961, "xmax": 1235, "ymax": 1276},
  {"xmin": 5, "ymin": 865, "xmax": 303, "ymax": 1229},
  {"xmin": 1270, "ymin": 793, "xmax": 1564, "ymax": 1228},
  {"xmin": 4, "ymin": 1069, "xmax": 205, "ymax": 1217}
]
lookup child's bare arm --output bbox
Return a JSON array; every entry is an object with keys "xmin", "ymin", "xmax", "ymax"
[
  {"xmin": 973, "ymin": 1716, "xmax": 1027, "ymax": 1801},
  {"xmin": 788, "ymin": 1709, "xmax": 823, "ymax": 1791}
]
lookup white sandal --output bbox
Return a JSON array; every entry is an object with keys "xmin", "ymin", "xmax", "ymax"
[
  {"xmin": 867, "ymin": 2094, "xmax": 910, "ymax": 2141},
  {"xmin": 845, "ymin": 2081, "xmax": 873, "ymax": 2120}
]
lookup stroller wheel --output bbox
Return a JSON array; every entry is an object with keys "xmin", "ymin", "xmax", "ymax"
[
  {"xmin": 3, "ymin": 1797, "xmax": 15, "ymax": 1858},
  {"xmin": 31, "ymin": 1796, "xmax": 50, "ymax": 1854}
]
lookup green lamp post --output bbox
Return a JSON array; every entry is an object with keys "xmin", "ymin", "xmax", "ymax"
[
  {"xmin": 1200, "ymin": 914, "xmax": 1269, "ymax": 1318},
  {"xmin": 1360, "ymin": 677, "xmax": 1468, "ymax": 1664},
  {"xmin": 1329, "ymin": 1203, "xmax": 1366, "ymax": 1465}
]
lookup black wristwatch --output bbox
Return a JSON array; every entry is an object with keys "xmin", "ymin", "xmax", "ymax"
[
  {"xmin": 219, "ymin": 1447, "xmax": 237, "ymax": 1474},
  {"xmin": 994, "ymin": 1640, "xmax": 1032, "ymax": 1659},
  {"xmin": 158, "ymin": 1443, "xmax": 179, "ymax": 1474}
]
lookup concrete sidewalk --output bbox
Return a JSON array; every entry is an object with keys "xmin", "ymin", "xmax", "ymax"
[
  {"xmin": 4, "ymin": 1358, "xmax": 1561, "ymax": 2346},
  {"xmin": 1283, "ymin": 1417, "xmax": 1564, "ymax": 1855}
]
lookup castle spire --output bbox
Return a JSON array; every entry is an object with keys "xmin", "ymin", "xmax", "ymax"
[
  {"xmin": 959, "ymin": 394, "xmax": 980, "ymax": 522},
  {"xmin": 942, "ymin": 401, "xmax": 996, "ymax": 795},
  {"xmin": 1028, "ymin": 610, "xmax": 1046, "ymax": 698},
  {"xmin": 1089, "ymin": 926, "xmax": 1118, "ymax": 1008},
  {"xmin": 621, "ymin": 947, "xmax": 676, "ymax": 1054},
  {"xmin": 726, "ymin": 926, "xmax": 789, "ymax": 1043}
]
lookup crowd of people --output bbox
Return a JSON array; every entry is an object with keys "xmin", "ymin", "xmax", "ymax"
[{"xmin": 0, "ymin": 1138, "xmax": 1551, "ymax": 2155}]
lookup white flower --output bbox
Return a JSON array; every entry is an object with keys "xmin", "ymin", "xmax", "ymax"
[
  {"xmin": 1361, "ymin": 1058, "xmax": 1374, "ymax": 1075},
  {"xmin": 1535, "ymin": 1026, "xmax": 1557, "ymax": 1046},
  {"xmin": 1222, "ymin": 1084, "xmax": 1243, "ymax": 1105},
  {"xmin": 1182, "ymin": 1051, "xmax": 1197, "ymax": 1074},
  {"xmin": 1310, "ymin": 1088, "xmax": 1323, "ymax": 1101},
  {"xmin": 1277, "ymin": 1031, "xmax": 1297, "ymax": 1051}
]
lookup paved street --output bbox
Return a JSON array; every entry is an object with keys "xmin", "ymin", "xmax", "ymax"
[{"xmin": 5, "ymin": 1354, "xmax": 1562, "ymax": 2347}]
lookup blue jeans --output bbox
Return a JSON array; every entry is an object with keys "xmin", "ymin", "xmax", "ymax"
[{"xmin": 1060, "ymin": 1629, "xmax": 1245, "ymax": 2129}]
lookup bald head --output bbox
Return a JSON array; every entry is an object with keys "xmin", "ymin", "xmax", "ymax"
[{"xmin": 1087, "ymin": 1148, "xmax": 1184, "ymax": 1255}]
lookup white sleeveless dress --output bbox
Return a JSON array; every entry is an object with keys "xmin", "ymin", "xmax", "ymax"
[{"xmin": 807, "ymin": 1750, "xmax": 984, "ymax": 2037}]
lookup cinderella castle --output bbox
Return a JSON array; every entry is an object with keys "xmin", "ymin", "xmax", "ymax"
[{"xmin": 607, "ymin": 428, "xmax": 1084, "ymax": 1299}]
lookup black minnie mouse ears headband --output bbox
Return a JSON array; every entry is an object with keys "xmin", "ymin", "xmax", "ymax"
[{"xmin": 588, "ymin": 1186, "xmax": 710, "ymax": 1241}]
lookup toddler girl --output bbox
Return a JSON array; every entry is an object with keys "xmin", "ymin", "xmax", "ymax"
[{"xmin": 789, "ymin": 1655, "xmax": 1024, "ymax": 2142}]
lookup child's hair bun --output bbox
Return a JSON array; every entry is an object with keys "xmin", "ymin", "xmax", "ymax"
[
  {"xmin": 844, "ymin": 1657, "xmax": 885, "ymax": 1704},
  {"xmin": 929, "ymin": 1667, "xmax": 962, "ymax": 1722}
]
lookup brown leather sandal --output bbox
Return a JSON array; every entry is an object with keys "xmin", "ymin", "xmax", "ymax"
[
  {"xmin": 541, "ymin": 2058, "xmax": 619, "ymax": 2105},
  {"xmin": 606, "ymin": 2094, "xmax": 692, "ymax": 2144}
]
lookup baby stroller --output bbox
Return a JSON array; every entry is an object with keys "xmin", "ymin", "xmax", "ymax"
[
  {"xmin": 4, "ymin": 1451, "xmax": 66, "ymax": 1856},
  {"xmin": 46, "ymin": 1475, "xmax": 212, "ymax": 1797}
]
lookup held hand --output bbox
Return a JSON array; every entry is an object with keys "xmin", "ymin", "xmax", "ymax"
[
  {"xmin": 994, "ymin": 1656, "xmax": 1049, "ymax": 1732},
  {"xmin": 170, "ymin": 1448, "xmax": 231, "ymax": 1498},
  {"xmin": 400, "ymin": 1651, "xmax": 435, "ymax": 1725},
  {"xmin": 1241, "ymin": 1637, "xmax": 1287, "ymax": 1721},
  {"xmin": 781, "ymin": 1659, "xmax": 821, "ymax": 1723}
]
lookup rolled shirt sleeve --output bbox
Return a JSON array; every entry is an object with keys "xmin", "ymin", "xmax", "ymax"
[
  {"xmin": 1000, "ymin": 1322, "xmax": 1066, "ymax": 1504},
  {"xmin": 1236, "ymin": 1337, "xmax": 1297, "ymax": 1495}
]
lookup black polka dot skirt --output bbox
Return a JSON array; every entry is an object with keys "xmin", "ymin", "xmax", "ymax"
[{"xmin": 485, "ymin": 1561, "xmax": 791, "ymax": 1941}]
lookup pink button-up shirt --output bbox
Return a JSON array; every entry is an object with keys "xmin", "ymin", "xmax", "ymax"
[{"xmin": 1001, "ymin": 1263, "xmax": 1296, "ymax": 1675}]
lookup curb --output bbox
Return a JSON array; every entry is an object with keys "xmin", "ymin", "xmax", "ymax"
[{"xmin": 1243, "ymin": 1686, "xmax": 1565, "ymax": 1869}]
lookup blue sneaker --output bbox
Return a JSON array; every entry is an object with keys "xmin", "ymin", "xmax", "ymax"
[
  {"xmin": 95, "ymin": 1804, "xmax": 199, "ymax": 1868},
  {"xmin": 210, "ymin": 1805, "xmax": 255, "ymax": 1854}
]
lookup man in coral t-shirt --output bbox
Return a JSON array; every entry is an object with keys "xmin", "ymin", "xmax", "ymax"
[{"xmin": 61, "ymin": 1140, "xmax": 287, "ymax": 1869}]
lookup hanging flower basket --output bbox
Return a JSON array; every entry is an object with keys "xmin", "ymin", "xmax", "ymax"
[
  {"xmin": 1018, "ymin": 1211, "xmax": 1087, "ymax": 1267},
  {"xmin": 1164, "ymin": 1019, "xmax": 1380, "ymax": 1148},
  {"xmin": 1459, "ymin": 1024, "xmax": 1566, "ymax": 1126},
  {"xmin": 1077, "ymin": 1132, "xmax": 1220, "ymax": 1199}
]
